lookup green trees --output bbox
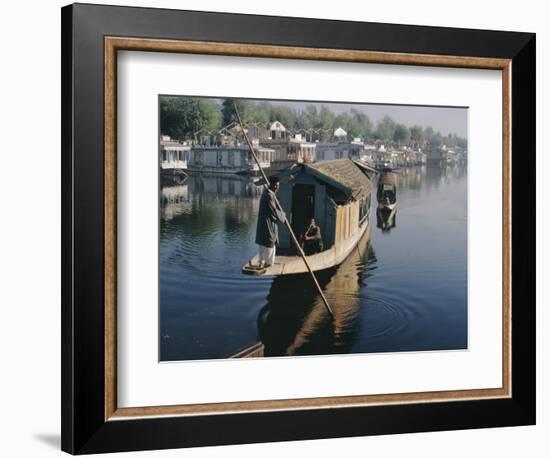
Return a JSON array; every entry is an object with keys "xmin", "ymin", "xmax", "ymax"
[
  {"xmin": 376, "ymin": 115, "xmax": 396, "ymax": 142},
  {"xmin": 302, "ymin": 105, "xmax": 320, "ymax": 129},
  {"xmin": 350, "ymin": 109, "xmax": 373, "ymax": 139},
  {"xmin": 159, "ymin": 96, "xmax": 467, "ymax": 148},
  {"xmin": 270, "ymin": 105, "xmax": 297, "ymax": 128},
  {"xmin": 160, "ymin": 97, "xmax": 221, "ymax": 140},
  {"xmin": 221, "ymin": 98, "xmax": 253, "ymax": 125},
  {"xmin": 410, "ymin": 125, "xmax": 425, "ymax": 146},
  {"xmin": 393, "ymin": 124, "xmax": 411, "ymax": 146}
]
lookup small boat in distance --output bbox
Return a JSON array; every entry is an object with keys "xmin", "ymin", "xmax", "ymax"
[
  {"xmin": 377, "ymin": 168, "xmax": 397, "ymax": 210},
  {"xmin": 376, "ymin": 168, "xmax": 398, "ymax": 232},
  {"xmin": 243, "ymin": 159, "xmax": 373, "ymax": 276}
]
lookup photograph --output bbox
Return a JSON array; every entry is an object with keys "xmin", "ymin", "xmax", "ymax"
[{"xmin": 158, "ymin": 96, "xmax": 468, "ymax": 361}]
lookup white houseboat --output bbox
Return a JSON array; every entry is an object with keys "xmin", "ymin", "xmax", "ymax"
[
  {"xmin": 315, "ymin": 139, "xmax": 366, "ymax": 162},
  {"xmin": 287, "ymin": 134, "xmax": 316, "ymax": 163},
  {"xmin": 160, "ymin": 136, "xmax": 191, "ymax": 183},
  {"xmin": 160, "ymin": 137, "xmax": 190, "ymax": 170},
  {"xmin": 188, "ymin": 143, "xmax": 275, "ymax": 175}
]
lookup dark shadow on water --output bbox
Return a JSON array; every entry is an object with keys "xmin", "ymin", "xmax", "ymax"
[
  {"xmin": 257, "ymin": 230, "xmax": 376, "ymax": 357},
  {"xmin": 33, "ymin": 433, "xmax": 60, "ymax": 449}
]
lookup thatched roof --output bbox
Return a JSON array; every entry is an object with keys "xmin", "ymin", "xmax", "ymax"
[
  {"xmin": 305, "ymin": 159, "xmax": 372, "ymax": 201},
  {"xmin": 378, "ymin": 171, "xmax": 397, "ymax": 186}
]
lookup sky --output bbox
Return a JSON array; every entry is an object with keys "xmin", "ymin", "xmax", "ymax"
[{"xmin": 261, "ymin": 100, "xmax": 468, "ymax": 138}]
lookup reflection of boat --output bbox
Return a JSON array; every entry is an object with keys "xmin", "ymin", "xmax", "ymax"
[
  {"xmin": 243, "ymin": 159, "xmax": 373, "ymax": 276},
  {"xmin": 161, "ymin": 169, "xmax": 187, "ymax": 185},
  {"xmin": 188, "ymin": 172, "xmax": 261, "ymax": 198},
  {"xmin": 160, "ymin": 183, "xmax": 191, "ymax": 221},
  {"xmin": 233, "ymin": 227, "xmax": 374, "ymax": 358},
  {"xmin": 376, "ymin": 206, "xmax": 397, "ymax": 231}
]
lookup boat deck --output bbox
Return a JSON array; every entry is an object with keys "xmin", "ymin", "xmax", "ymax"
[{"xmin": 243, "ymin": 222, "xmax": 370, "ymax": 276}]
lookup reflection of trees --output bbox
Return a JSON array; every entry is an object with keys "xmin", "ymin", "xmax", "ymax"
[{"xmin": 257, "ymin": 230, "xmax": 376, "ymax": 356}]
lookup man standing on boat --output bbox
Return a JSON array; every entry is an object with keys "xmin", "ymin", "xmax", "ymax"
[{"xmin": 255, "ymin": 176, "xmax": 286, "ymax": 267}]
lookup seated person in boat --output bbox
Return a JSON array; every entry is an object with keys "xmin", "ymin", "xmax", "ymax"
[
  {"xmin": 303, "ymin": 218, "xmax": 323, "ymax": 255},
  {"xmin": 254, "ymin": 176, "xmax": 286, "ymax": 268}
]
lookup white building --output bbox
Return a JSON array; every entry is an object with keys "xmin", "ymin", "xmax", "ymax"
[
  {"xmin": 269, "ymin": 121, "xmax": 287, "ymax": 140},
  {"xmin": 333, "ymin": 126, "xmax": 348, "ymax": 141}
]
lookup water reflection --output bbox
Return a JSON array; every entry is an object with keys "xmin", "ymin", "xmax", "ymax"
[{"xmin": 258, "ymin": 229, "xmax": 373, "ymax": 356}]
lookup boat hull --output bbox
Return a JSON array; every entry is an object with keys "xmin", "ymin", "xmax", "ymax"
[{"xmin": 243, "ymin": 220, "xmax": 370, "ymax": 276}]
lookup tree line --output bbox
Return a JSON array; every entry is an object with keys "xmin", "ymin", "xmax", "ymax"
[{"xmin": 160, "ymin": 96, "xmax": 467, "ymax": 149}]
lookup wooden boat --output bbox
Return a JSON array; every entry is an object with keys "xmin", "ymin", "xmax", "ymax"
[
  {"xmin": 376, "ymin": 169, "xmax": 397, "ymax": 231},
  {"xmin": 245, "ymin": 222, "xmax": 370, "ymax": 275},
  {"xmin": 376, "ymin": 169, "xmax": 397, "ymax": 210},
  {"xmin": 243, "ymin": 159, "xmax": 373, "ymax": 276}
]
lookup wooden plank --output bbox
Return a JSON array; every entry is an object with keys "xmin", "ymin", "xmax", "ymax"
[{"xmin": 231, "ymin": 342, "xmax": 265, "ymax": 358}]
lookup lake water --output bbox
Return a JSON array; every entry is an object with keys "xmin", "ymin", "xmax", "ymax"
[{"xmin": 160, "ymin": 163, "xmax": 467, "ymax": 361}]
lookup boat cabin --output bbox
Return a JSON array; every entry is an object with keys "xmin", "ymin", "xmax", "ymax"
[
  {"xmin": 188, "ymin": 145, "xmax": 275, "ymax": 174},
  {"xmin": 315, "ymin": 141, "xmax": 366, "ymax": 162},
  {"xmin": 287, "ymin": 135, "xmax": 316, "ymax": 164},
  {"xmin": 276, "ymin": 159, "xmax": 373, "ymax": 253},
  {"xmin": 160, "ymin": 140, "xmax": 191, "ymax": 171},
  {"xmin": 377, "ymin": 170, "xmax": 397, "ymax": 205}
]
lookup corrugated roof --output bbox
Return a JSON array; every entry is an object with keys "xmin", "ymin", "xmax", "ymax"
[{"xmin": 305, "ymin": 159, "xmax": 372, "ymax": 201}]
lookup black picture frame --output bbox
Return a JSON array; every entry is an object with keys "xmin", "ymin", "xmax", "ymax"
[{"xmin": 61, "ymin": 3, "xmax": 535, "ymax": 454}]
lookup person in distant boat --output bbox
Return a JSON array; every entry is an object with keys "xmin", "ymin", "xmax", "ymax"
[
  {"xmin": 303, "ymin": 217, "xmax": 323, "ymax": 255},
  {"xmin": 254, "ymin": 176, "xmax": 286, "ymax": 268}
]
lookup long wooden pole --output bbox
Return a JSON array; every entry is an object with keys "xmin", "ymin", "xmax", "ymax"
[{"xmin": 234, "ymin": 104, "xmax": 334, "ymax": 317}]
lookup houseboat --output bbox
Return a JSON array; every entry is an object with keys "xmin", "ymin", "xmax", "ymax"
[
  {"xmin": 372, "ymin": 145, "xmax": 397, "ymax": 170},
  {"xmin": 287, "ymin": 135, "xmax": 316, "ymax": 164},
  {"xmin": 243, "ymin": 159, "xmax": 373, "ymax": 276},
  {"xmin": 160, "ymin": 137, "xmax": 190, "ymax": 183},
  {"xmin": 315, "ymin": 139, "xmax": 366, "ymax": 163},
  {"xmin": 188, "ymin": 143, "xmax": 275, "ymax": 175},
  {"xmin": 426, "ymin": 145, "xmax": 448, "ymax": 164}
]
